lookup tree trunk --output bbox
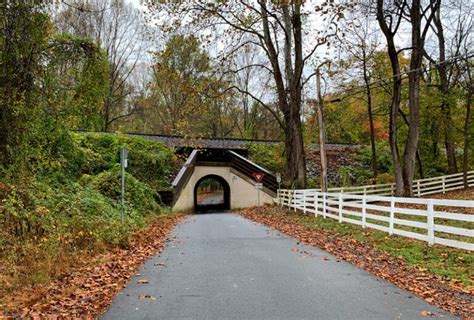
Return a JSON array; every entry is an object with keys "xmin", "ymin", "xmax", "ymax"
[
  {"xmin": 402, "ymin": 0, "xmax": 423, "ymax": 197},
  {"xmin": 399, "ymin": 109, "xmax": 424, "ymax": 179},
  {"xmin": 376, "ymin": 0, "xmax": 404, "ymax": 196},
  {"xmin": 260, "ymin": 1, "xmax": 306, "ymax": 187},
  {"xmin": 283, "ymin": 108, "xmax": 306, "ymax": 188},
  {"xmin": 315, "ymin": 69, "xmax": 328, "ymax": 191},
  {"xmin": 362, "ymin": 53, "xmax": 377, "ymax": 179},
  {"xmin": 433, "ymin": 9, "xmax": 458, "ymax": 173},
  {"xmin": 463, "ymin": 75, "xmax": 472, "ymax": 188}
]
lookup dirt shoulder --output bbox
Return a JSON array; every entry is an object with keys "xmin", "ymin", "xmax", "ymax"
[{"xmin": 1, "ymin": 213, "xmax": 186, "ymax": 319}]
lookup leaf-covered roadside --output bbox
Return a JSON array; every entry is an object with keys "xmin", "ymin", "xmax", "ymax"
[
  {"xmin": 239, "ymin": 206, "xmax": 473, "ymax": 319},
  {"xmin": 0, "ymin": 213, "xmax": 186, "ymax": 318}
]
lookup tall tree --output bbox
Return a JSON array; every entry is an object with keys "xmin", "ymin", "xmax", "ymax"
[
  {"xmin": 422, "ymin": 0, "xmax": 472, "ymax": 173},
  {"xmin": 146, "ymin": 0, "xmax": 346, "ymax": 187},
  {"xmin": 462, "ymin": 58, "xmax": 472, "ymax": 187},
  {"xmin": 376, "ymin": 0, "xmax": 439, "ymax": 196},
  {"xmin": 55, "ymin": 0, "xmax": 147, "ymax": 131},
  {"xmin": 337, "ymin": 11, "xmax": 380, "ymax": 178}
]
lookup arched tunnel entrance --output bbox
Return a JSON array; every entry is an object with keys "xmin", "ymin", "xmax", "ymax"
[{"xmin": 194, "ymin": 174, "xmax": 230, "ymax": 212}]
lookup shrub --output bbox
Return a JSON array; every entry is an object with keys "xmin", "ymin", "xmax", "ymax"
[
  {"xmin": 89, "ymin": 166, "xmax": 160, "ymax": 214},
  {"xmin": 72, "ymin": 133, "xmax": 177, "ymax": 191},
  {"xmin": 246, "ymin": 142, "xmax": 286, "ymax": 175},
  {"xmin": 0, "ymin": 132, "xmax": 176, "ymax": 292}
]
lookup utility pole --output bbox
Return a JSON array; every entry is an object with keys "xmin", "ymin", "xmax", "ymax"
[
  {"xmin": 120, "ymin": 147, "xmax": 128, "ymax": 224},
  {"xmin": 316, "ymin": 68, "xmax": 328, "ymax": 192}
]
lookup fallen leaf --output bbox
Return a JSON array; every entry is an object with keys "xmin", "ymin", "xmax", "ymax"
[
  {"xmin": 137, "ymin": 279, "xmax": 149, "ymax": 284},
  {"xmin": 419, "ymin": 310, "xmax": 435, "ymax": 316},
  {"xmin": 0, "ymin": 214, "xmax": 185, "ymax": 318},
  {"xmin": 238, "ymin": 206, "xmax": 473, "ymax": 320}
]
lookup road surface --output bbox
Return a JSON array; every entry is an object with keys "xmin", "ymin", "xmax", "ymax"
[
  {"xmin": 103, "ymin": 212, "xmax": 455, "ymax": 320},
  {"xmin": 199, "ymin": 194, "xmax": 224, "ymax": 205}
]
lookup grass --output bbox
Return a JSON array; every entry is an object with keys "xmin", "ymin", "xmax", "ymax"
[
  {"xmin": 300, "ymin": 188, "xmax": 474, "ymax": 244},
  {"xmin": 284, "ymin": 211, "xmax": 473, "ymax": 287}
]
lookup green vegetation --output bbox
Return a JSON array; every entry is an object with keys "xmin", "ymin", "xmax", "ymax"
[
  {"xmin": 247, "ymin": 143, "xmax": 286, "ymax": 175},
  {"xmin": 338, "ymin": 142, "xmax": 394, "ymax": 186},
  {"xmin": 0, "ymin": 133, "xmax": 176, "ymax": 295}
]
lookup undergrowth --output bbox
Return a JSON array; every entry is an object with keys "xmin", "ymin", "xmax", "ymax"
[{"xmin": 0, "ymin": 133, "xmax": 177, "ymax": 298}]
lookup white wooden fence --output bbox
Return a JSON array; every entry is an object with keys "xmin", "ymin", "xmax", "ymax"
[
  {"xmin": 278, "ymin": 189, "xmax": 474, "ymax": 251},
  {"xmin": 324, "ymin": 171, "xmax": 474, "ymax": 197}
]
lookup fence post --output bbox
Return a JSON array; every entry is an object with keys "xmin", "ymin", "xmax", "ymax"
[
  {"xmin": 362, "ymin": 196, "xmax": 367, "ymax": 228},
  {"xmin": 363, "ymin": 186, "xmax": 367, "ymax": 196},
  {"xmin": 442, "ymin": 176, "xmax": 446, "ymax": 194},
  {"xmin": 303, "ymin": 190, "xmax": 307, "ymax": 214},
  {"xmin": 390, "ymin": 184, "xmax": 395, "ymax": 196},
  {"xmin": 427, "ymin": 200, "xmax": 435, "ymax": 246},
  {"xmin": 417, "ymin": 180, "xmax": 421, "ymax": 196},
  {"xmin": 314, "ymin": 191, "xmax": 319, "ymax": 217},
  {"xmin": 277, "ymin": 189, "xmax": 280, "ymax": 207},
  {"xmin": 338, "ymin": 193, "xmax": 343, "ymax": 223},
  {"xmin": 293, "ymin": 190, "xmax": 297, "ymax": 212},
  {"xmin": 323, "ymin": 194, "xmax": 327, "ymax": 219},
  {"xmin": 389, "ymin": 198, "xmax": 395, "ymax": 235}
]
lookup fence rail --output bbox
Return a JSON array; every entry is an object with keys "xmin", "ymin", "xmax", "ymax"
[
  {"xmin": 325, "ymin": 171, "xmax": 474, "ymax": 197},
  {"xmin": 278, "ymin": 188, "xmax": 474, "ymax": 251}
]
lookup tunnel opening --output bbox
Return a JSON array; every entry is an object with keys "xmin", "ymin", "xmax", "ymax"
[{"xmin": 194, "ymin": 175, "xmax": 230, "ymax": 213}]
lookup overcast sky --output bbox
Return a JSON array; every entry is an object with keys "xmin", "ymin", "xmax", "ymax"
[{"xmin": 126, "ymin": 0, "xmax": 144, "ymax": 9}]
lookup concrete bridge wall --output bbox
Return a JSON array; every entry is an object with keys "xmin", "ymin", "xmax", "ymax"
[{"xmin": 173, "ymin": 166, "xmax": 274, "ymax": 212}]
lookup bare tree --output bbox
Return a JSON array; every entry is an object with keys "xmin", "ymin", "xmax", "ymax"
[
  {"xmin": 422, "ymin": 0, "xmax": 473, "ymax": 174},
  {"xmin": 55, "ymin": 0, "xmax": 147, "ymax": 131},
  {"xmin": 462, "ymin": 58, "xmax": 472, "ymax": 188},
  {"xmin": 228, "ymin": 41, "xmax": 274, "ymax": 138},
  {"xmin": 337, "ymin": 10, "xmax": 380, "ymax": 178},
  {"xmin": 376, "ymin": 0, "xmax": 439, "ymax": 196}
]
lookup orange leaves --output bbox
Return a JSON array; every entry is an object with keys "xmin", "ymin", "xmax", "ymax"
[
  {"xmin": 137, "ymin": 279, "xmax": 149, "ymax": 284},
  {"xmin": 2, "ymin": 214, "xmax": 185, "ymax": 318}
]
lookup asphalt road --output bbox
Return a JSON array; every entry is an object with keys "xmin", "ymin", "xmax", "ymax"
[
  {"xmin": 103, "ymin": 213, "xmax": 455, "ymax": 320},
  {"xmin": 199, "ymin": 195, "xmax": 224, "ymax": 205}
]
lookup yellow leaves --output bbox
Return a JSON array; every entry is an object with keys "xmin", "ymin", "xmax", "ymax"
[
  {"xmin": 35, "ymin": 206, "xmax": 50, "ymax": 216},
  {"xmin": 137, "ymin": 279, "xmax": 149, "ymax": 284}
]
